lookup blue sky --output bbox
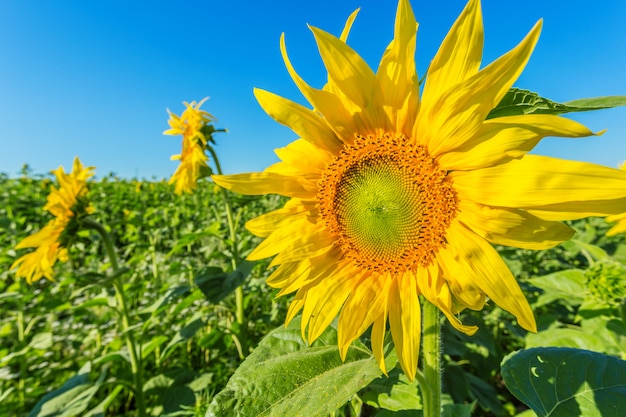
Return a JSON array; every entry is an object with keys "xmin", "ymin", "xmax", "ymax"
[{"xmin": 1, "ymin": 0, "xmax": 625, "ymax": 179}]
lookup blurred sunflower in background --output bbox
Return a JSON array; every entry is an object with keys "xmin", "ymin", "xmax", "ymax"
[
  {"xmin": 213, "ymin": 0, "xmax": 626, "ymax": 379},
  {"xmin": 11, "ymin": 157, "xmax": 95, "ymax": 284},
  {"xmin": 165, "ymin": 98, "xmax": 216, "ymax": 194}
]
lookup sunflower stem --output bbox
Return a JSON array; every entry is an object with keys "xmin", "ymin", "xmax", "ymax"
[
  {"xmin": 422, "ymin": 300, "xmax": 442, "ymax": 417},
  {"xmin": 84, "ymin": 219, "xmax": 147, "ymax": 417},
  {"xmin": 208, "ymin": 145, "xmax": 247, "ymax": 358}
]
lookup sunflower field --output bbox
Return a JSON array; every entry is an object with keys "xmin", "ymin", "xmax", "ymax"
[
  {"xmin": 2, "ymin": 164, "xmax": 626, "ymax": 417},
  {"xmin": 4, "ymin": 0, "xmax": 626, "ymax": 415}
]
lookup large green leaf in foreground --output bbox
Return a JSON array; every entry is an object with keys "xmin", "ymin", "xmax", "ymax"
[
  {"xmin": 205, "ymin": 319, "xmax": 382, "ymax": 417},
  {"xmin": 501, "ymin": 347, "xmax": 626, "ymax": 417}
]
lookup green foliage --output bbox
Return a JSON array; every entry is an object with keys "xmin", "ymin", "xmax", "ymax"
[
  {"xmin": 501, "ymin": 348, "xmax": 626, "ymax": 417},
  {"xmin": 206, "ymin": 319, "xmax": 382, "ymax": 417},
  {"xmin": 0, "ymin": 174, "xmax": 286, "ymax": 416}
]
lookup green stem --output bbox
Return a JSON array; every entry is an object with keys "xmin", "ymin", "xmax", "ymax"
[
  {"xmin": 207, "ymin": 146, "xmax": 247, "ymax": 358},
  {"xmin": 84, "ymin": 219, "xmax": 146, "ymax": 417},
  {"xmin": 422, "ymin": 300, "xmax": 442, "ymax": 417},
  {"xmin": 16, "ymin": 306, "xmax": 26, "ymax": 409}
]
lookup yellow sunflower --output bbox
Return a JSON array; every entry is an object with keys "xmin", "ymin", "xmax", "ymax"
[
  {"xmin": 11, "ymin": 157, "xmax": 95, "ymax": 284},
  {"xmin": 605, "ymin": 161, "xmax": 626, "ymax": 236},
  {"xmin": 165, "ymin": 98, "xmax": 214, "ymax": 194},
  {"xmin": 213, "ymin": 0, "xmax": 626, "ymax": 380}
]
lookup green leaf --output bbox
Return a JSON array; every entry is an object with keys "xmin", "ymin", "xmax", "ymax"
[
  {"xmin": 205, "ymin": 319, "xmax": 382, "ymax": 417},
  {"xmin": 28, "ymin": 362, "xmax": 105, "ymax": 417},
  {"xmin": 195, "ymin": 261, "xmax": 255, "ymax": 304},
  {"xmin": 160, "ymin": 312, "xmax": 205, "ymax": 361},
  {"xmin": 527, "ymin": 269, "xmax": 587, "ymax": 308},
  {"xmin": 525, "ymin": 328, "xmax": 608, "ymax": 353},
  {"xmin": 361, "ymin": 368, "xmax": 421, "ymax": 411},
  {"xmin": 501, "ymin": 347, "xmax": 626, "ymax": 417},
  {"xmin": 488, "ymin": 88, "xmax": 626, "ymax": 119}
]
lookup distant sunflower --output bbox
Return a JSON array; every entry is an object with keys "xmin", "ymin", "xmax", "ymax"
[
  {"xmin": 213, "ymin": 0, "xmax": 626, "ymax": 379},
  {"xmin": 165, "ymin": 98, "xmax": 215, "ymax": 194},
  {"xmin": 12, "ymin": 157, "xmax": 94, "ymax": 284}
]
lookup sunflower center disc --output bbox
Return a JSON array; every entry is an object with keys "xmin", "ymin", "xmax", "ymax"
[{"xmin": 318, "ymin": 134, "xmax": 458, "ymax": 273}]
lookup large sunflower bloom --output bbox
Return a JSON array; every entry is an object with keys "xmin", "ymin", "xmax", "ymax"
[
  {"xmin": 11, "ymin": 157, "xmax": 95, "ymax": 284},
  {"xmin": 165, "ymin": 98, "xmax": 214, "ymax": 194},
  {"xmin": 213, "ymin": 0, "xmax": 626, "ymax": 379}
]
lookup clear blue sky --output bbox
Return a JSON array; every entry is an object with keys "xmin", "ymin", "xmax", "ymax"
[{"xmin": 1, "ymin": 0, "xmax": 625, "ymax": 179}]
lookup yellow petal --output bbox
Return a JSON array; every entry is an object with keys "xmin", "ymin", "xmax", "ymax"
[
  {"xmin": 337, "ymin": 270, "xmax": 390, "ymax": 359},
  {"xmin": 376, "ymin": 0, "xmax": 419, "ymax": 134},
  {"xmin": 527, "ymin": 197, "xmax": 626, "ymax": 221},
  {"xmin": 310, "ymin": 25, "xmax": 381, "ymax": 133},
  {"xmin": 416, "ymin": 20, "xmax": 542, "ymax": 158},
  {"xmin": 280, "ymin": 33, "xmax": 358, "ymax": 142},
  {"xmin": 247, "ymin": 216, "xmax": 325, "ymax": 261},
  {"xmin": 303, "ymin": 263, "xmax": 359, "ymax": 343},
  {"xmin": 253, "ymin": 88, "xmax": 343, "ymax": 153},
  {"xmin": 440, "ymin": 221, "xmax": 536, "ymax": 332},
  {"xmin": 388, "ymin": 271, "xmax": 421, "ymax": 381},
  {"xmin": 438, "ymin": 114, "xmax": 594, "ymax": 171},
  {"xmin": 339, "ymin": 8, "xmax": 360, "ymax": 42},
  {"xmin": 274, "ymin": 247, "xmax": 344, "ymax": 296},
  {"xmin": 285, "ymin": 289, "xmax": 305, "ymax": 327},
  {"xmin": 212, "ymin": 172, "xmax": 317, "ymax": 199},
  {"xmin": 606, "ymin": 212, "xmax": 626, "ymax": 236},
  {"xmin": 417, "ymin": 264, "xmax": 478, "ymax": 335},
  {"xmin": 420, "ymin": 0, "xmax": 483, "ymax": 108},
  {"xmin": 370, "ymin": 311, "xmax": 388, "ymax": 375},
  {"xmin": 458, "ymin": 200, "xmax": 575, "ymax": 250},
  {"xmin": 273, "ymin": 139, "xmax": 332, "ymax": 175},
  {"xmin": 453, "ymin": 155, "xmax": 626, "ymax": 213},
  {"xmin": 246, "ymin": 204, "xmax": 312, "ymax": 238}
]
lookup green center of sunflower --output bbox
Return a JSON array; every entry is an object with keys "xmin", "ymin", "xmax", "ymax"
[{"xmin": 318, "ymin": 134, "xmax": 458, "ymax": 273}]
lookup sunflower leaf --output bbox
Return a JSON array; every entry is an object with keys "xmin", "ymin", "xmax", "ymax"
[
  {"xmin": 501, "ymin": 347, "xmax": 626, "ymax": 417},
  {"xmin": 488, "ymin": 88, "xmax": 626, "ymax": 119},
  {"xmin": 205, "ymin": 318, "xmax": 381, "ymax": 417}
]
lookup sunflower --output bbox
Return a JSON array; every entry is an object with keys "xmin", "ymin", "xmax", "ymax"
[
  {"xmin": 11, "ymin": 157, "xmax": 95, "ymax": 284},
  {"xmin": 165, "ymin": 98, "xmax": 215, "ymax": 194},
  {"xmin": 213, "ymin": 0, "xmax": 626, "ymax": 379}
]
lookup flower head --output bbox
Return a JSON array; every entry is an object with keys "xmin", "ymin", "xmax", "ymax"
[
  {"xmin": 11, "ymin": 157, "xmax": 95, "ymax": 283},
  {"xmin": 165, "ymin": 98, "xmax": 215, "ymax": 194},
  {"xmin": 213, "ymin": 0, "xmax": 626, "ymax": 379}
]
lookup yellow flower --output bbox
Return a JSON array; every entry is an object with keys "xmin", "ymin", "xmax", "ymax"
[
  {"xmin": 213, "ymin": 0, "xmax": 626, "ymax": 380},
  {"xmin": 165, "ymin": 98, "xmax": 214, "ymax": 194},
  {"xmin": 11, "ymin": 157, "xmax": 95, "ymax": 284},
  {"xmin": 606, "ymin": 161, "xmax": 626, "ymax": 236}
]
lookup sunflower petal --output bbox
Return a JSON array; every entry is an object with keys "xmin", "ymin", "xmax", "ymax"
[
  {"xmin": 212, "ymin": 172, "xmax": 317, "ymax": 199},
  {"xmin": 370, "ymin": 311, "xmax": 388, "ymax": 375},
  {"xmin": 254, "ymin": 88, "xmax": 343, "ymax": 153},
  {"xmin": 246, "ymin": 204, "xmax": 313, "ymax": 238},
  {"xmin": 337, "ymin": 271, "xmax": 390, "ymax": 359},
  {"xmin": 247, "ymin": 215, "xmax": 322, "ymax": 260},
  {"xmin": 438, "ymin": 114, "xmax": 594, "ymax": 171},
  {"xmin": 442, "ymin": 221, "xmax": 536, "ymax": 332},
  {"xmin": 310, "ymin": 25, "xmax": 381, "ymax": 133},
  {"xmin": 453, "ymin": 155, "xmax": 626, "ymax": 213},
  {"xmin": 388, "ymin": 271, "xmax": 421, "ymax": 381},
  {"xmin": 280, "ymin": 34, "xmax": 358, "ymax": 142},
  {"xmin": 417, "ymin": 20, "xmax": 542, "ymax": 158},
  {"xmin": 376, "ymin": 0, "xmax": 419, "ymax": 134},
  {"xmin": 303, "ymin": 263, "xmax": 359, "ymax": 343},
  {"xmin": 420, "ymin": 0, "xmax": 483, "ymax": 105},
  {"xmin": 458, "ymin": 200, "xmax": 575, "ymax": 249}
]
